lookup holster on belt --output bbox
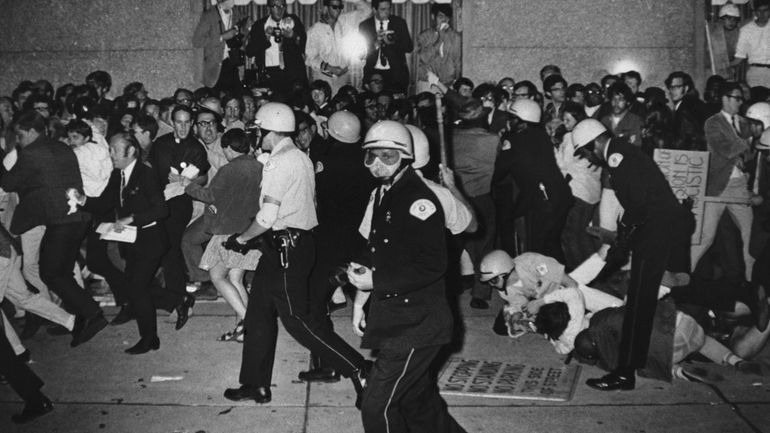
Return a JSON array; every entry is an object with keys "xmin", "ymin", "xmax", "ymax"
[{"xmin": 269, "ymin": 228, "xmax": 305, "ymax": 269}]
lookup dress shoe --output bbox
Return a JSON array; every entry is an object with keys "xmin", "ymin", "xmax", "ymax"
[
  {"xmin": 20, "ymin": 314, "xmax": 43, "ymax": 339},
  {"xmin": 298, "ymin": 367, "xmax": 341, "ymax": 383},
  {"xmin": 111, "ymin": 305, "xmax": 134, "ymax": 326},
  {"xmin": 470, "ymin": 298, "xmax": 489, "ymax": 309},
  {"xmin": 586, "ymin": 372, "xmax": 635, "ymax": 391},
  {"xmin": 11, "ymin": 394, "xmax": 53, "ymax": 424},
  {"xmin": 125, "ymin": 336, "xmax": 160, "ymax": 355},
  {"xmin": 175, "ymin": 294, "xmax": 195, "ymax": 330},
  {"xmin": 70, "ymin": 313, "xmax": 108, "ymax": 347},
  {"xmin": 223, "ymin": 386, "xmax": 271, "ymax": 403}
]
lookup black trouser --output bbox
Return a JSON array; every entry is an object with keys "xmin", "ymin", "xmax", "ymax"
[
  {"xmin": 160, "ymin": 197, "xmax": 192, "ymax": 298},
  {"xmin": 466, "ymin": 194, "xmax": 496, "ymax": 301},
  {"xmin": 214, "ymin": 56, "xmax": 242, "ymax": 95},
  {"xmin": 239, "ymin": 232, "xmax": 365, "ymax": 387},
  {"xmin": 40, "ymin": 221, "xmax": 100, "ymax": 318},
  {"xmin": 122, "ymin": 225, "xmax": 179, "ymax": 340},
  {"xmin": 307, "ymin": 225, "xmax": 364, "ymax": 369},
  {"xmin": 361, "ymin": 345, "xmax": 466, "ymax": 433},
  {"xmin": 525, "ymin": 196, "xmax": 571, "ymax": 264},
  {"xmin": 0, "ymin": 320, "xmax": 44, "ymax": 405},
  {"xmin": 265, "ymin": 66, "xmax": 307, "ymax": 98},
  {"xmin": 86, "ymin": 226, "xmax": 127, "ymax": 305}
]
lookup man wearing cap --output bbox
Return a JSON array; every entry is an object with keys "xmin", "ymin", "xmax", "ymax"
[
  {"xmin": 733, "ymin": 0, "xmax": 770, "ymax": 87},
  {"xmin": 223, "ymin": 103, "xmax": 369, "ymax": 405},
  {"xmin": 451, "ymin": 99, "xmax": 500, "ymax": 309},
  {"xmin": 346, "ymin": 120, "xmax": 466, "ymax": 433},
  {"xmin": 572, "ymin": 118, "xmax": 692, "ymax": 390},
  {"xmin": 298, "ymin": 111, "xmax": 374, "ymax": 383}
]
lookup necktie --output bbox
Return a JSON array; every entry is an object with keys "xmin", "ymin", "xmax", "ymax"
[
  {"xmin": 120, "ymin": 171, "xmax": 126, "ymax": 206},
  {"xmin": 733, "ymin": 115, "xmax": 741, "ymax": 135},
  {"xmin": 379, "ymin": 21, "xmax": 388, "ymax": 67}
]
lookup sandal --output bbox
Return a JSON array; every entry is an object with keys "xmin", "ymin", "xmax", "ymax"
[{"xmin": 218, "ymin": 320, "xmax": 244, "ymax": 342}]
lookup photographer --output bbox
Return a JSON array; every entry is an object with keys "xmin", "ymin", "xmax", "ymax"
[
  {"xmin": 192, "ymin": 0, "xmax": 246, "ymax": 93},
  {"xmin": 359, "ymin": 0, "xmax": 413, "ymax": 96},
  {"xmin": 245, "ymin": 0, "xmax": 307, "ymax": 97}
]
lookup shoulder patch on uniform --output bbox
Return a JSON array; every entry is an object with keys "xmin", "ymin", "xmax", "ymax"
[
  {"xmin": 501, "ymin": 140, "xmax": 512, "ymax": 151},
  {"xmin": 608, "ymin": 153, "xmax": 624, "ymax": 168},
  {"xmin": 315, "ymin": 161, "xmax": 324, "ymax": 174},
  {"xmin": 536, "ymin": 263, "xmax": 548, "ymax": 276},
  {"xmin": 409, "ymin": 199, "xmax": 437, "ymax": 221}
]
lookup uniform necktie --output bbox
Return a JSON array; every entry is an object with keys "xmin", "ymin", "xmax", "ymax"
[
  {"xmin": 379, "ymin": 21, "xmax": 388, "ymax": 67},
  {"xmin": 120, "ymin": 171, "xmax": 126, "ymax": 206}
]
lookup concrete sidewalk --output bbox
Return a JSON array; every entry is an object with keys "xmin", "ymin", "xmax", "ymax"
[{"xmin": 1, "ymin": 293, "xmax": 768, "ymax": 433}]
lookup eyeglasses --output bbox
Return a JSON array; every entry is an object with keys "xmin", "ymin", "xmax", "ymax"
[
  {"xmin": 196, "ymin": 120, "xmax": 216, "ymax": 128},
  {"xmin": 725, "ymin": 94, "xmax": 744, "ymax": 102}
]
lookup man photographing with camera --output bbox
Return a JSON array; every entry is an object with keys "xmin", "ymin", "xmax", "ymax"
[
  {"xmin": 245, "ymin": 0, "xmax": 308, "ymax": 97},
  {"xmin": 359, "ymin": 0, "xmax": 413, "ymax": 96}
]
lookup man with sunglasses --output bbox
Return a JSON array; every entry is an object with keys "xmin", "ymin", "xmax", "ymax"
[
  {"xmin": 306, "ymin": 0, "xmax": 350, "ymax": 94},
  {"xmin": 346, "ymin": 120, "xmax": 466, "ymax": 433},
  {"xmin": 245, "ymin": 0, "xmax": 307, "ymax": 97},
  {"xmin": 692, "ymin": 82, "xmax": 758, "ymax": 282}
]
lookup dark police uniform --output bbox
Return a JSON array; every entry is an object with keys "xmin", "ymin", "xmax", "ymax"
[
  {"xmin": 83, "ymin": 160, "xmax": 179, "ymax": 342},
  {"xmin": 357, "ymin": 167, "xmax": 466, "ymax": 433},
  {"xmin": 603, "ymin": 138, "xmax": 691, "ymax": 372},
  {"xmin": 239, "ymin": 137, "xmax": 367, "ymax": 390}
]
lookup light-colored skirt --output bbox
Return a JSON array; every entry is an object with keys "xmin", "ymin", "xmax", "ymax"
[{"xmin": 199, "ymin": 234, "xmax": 262, "ymax": 271}]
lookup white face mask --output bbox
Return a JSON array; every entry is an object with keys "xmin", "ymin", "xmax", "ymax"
[
  {"xmin": 365, "ymin": 154, "xmax": 401, "ymax": 179},
  {"xmin": 438, "ymin": 22, "xmax": 449, "ymax": 31}
]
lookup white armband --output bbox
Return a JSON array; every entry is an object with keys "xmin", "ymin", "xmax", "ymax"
[{"xmin": 255, "ymin": 202, "xmax": 279, "ymax": 228}]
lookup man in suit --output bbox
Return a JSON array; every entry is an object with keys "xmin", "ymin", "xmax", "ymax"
[
  {"xmin": 0, "ymin": 111, "xmax": 106, "ymax": 348},
  {"xmin": 193, "ymin": 0, "xmax": 245, "ymax": 93},
  {"xmin": 572, "ymin": 119, "xmax": 692, "ymax": 391},
  {"xmin": 359, "ymin": 0, "xmax": 413, "ymax": 95},
  {"xmin": 148, "ymin": 106, "xmax": 210, "ymax": 330},
  {"xmin": 77, "ymin": 133, "xmax": 192, "ymax": 354},
  {"xmin": 666, "ymin": 71, "xmax": 707, "ymax": 151},
  {"xmin": 691, "ymin": 82, "xmax": 757, "ymax": 282},
  {"xmin": 245, "ymin": 0, "xmax": 307, "ymax": 97}
]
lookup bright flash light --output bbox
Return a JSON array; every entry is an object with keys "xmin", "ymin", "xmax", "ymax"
[
  {"xmin": 341, "ymin": 32, "xmax": 368, "ymax": 62},
  {"xmin": 611, "ymin": 59, "xmax": 641, "ymax": 75}
]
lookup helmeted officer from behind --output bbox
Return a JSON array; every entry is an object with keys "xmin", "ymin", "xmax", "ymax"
[
  {"xmin": 572, "ymin": 119, "xmax": 692, "ymax": 391},
  {"xmin": 222, "ymin": 102, "xmax": 368, "ymax": 404},
  {"xmin": 347, "ymin": 120, "xmax": 467, "ymax": 433}
]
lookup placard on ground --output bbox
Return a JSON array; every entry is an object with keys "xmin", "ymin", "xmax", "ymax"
[{"xmin": 437, "ymin": 359, "xmax": 582, "ymax": 402}]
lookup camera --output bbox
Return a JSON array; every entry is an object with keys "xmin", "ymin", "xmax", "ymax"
[{"xmin": 272, "ymin": 27, "xmax": 283, "ymax": 43}]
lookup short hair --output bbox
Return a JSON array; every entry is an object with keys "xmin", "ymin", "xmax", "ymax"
[
  {"xmin": 562, "ymin": 101, "xmax": 587, "ymax": 123},
  {"xmin": 539, "ymin": 65, "xmax": 561, "ymax": 81},
  {"xmin": 543, "ymin": 74, "xmax": 567, "ymax": 93},
  {"xmin": 171, "ymin": 105, "xmax": 193, "ymax": 121},
  {"xmin": 601, "ymin": 74, "xmax": 619, "ymax": 88},
  {"xmin": 222, "ymin": 94, "xmax": 244, "ymax": 114},
  {"xmin": 566, "ymin": 83, "xmax": 586, "ymax": 99},
  {"xmin": 221, "ymin": 128, "xmax": 250, "ymax": 154},
  {"xmin": 533, "ymin": 302, "xmax": 571, "ymax": 341},
  {"xmin": 719, "ymin": 81, "xmax": 744, "ymax": 98},
  {"xmin": 159, "ymin": 97, "xmax": 175, "ymax": 116},
  {"xmin": 85, "ymin": 70, "xmax": 112, "ymax": 91},
  {"xmin": 173, "ymin": 88, "xmax": 193, "ymax": 101},
  {"xmin": 132, "ymin": 114, "xmax": 159, "ymax": 141},
  {"xmin": 513, "ymin": 80, "xmax": 538, "ymax": 97},
  {"xmin": 453, "ymin": 77, "xmax": 474, "ymax": 91},
  {"xmin": 123, "ymin": 82, "xmax": 144, "ymax": 97},
  {"xmin": 294, "ymin": 110, "xmax": 314, "ymax": 130},
  {"xmin": 66, "ymin": 119, "xmax": 92, "ymax": 140},
  {"xmin": 193, "ymin": 87, "xmax": 215, "ymax": 103},
  {"xmin": 372, "ymin": 0, "xmax": 391, "ymax": 9},
  {"xmin": 14, "ymin": 110, "xmax": 47, "ymax": 134},
  {"xmin": 23, "ymin": 94, "xmax": 52, "ymax": 110},
  {"xmin": 112, "ymin": 132, "xmax": 141, "ymax": 159},
  {"xmin": 431, "ymin": 3, "xmax": 452, "ymax": 17},
  {"xmin": 472, "ymin": 83, "xmax": 497, "ymax": 101},
  {"xmin": 622, "ymin": 70, "xmax": 642, "ymax": 85},
  {"xmin": 607, "ymin": 82, "xmax": 635, "ymax": 102},
  {"xmin": 310, "ymin": 80, "xmax": 332, "ymax": 102},
  {"xmin": 142, "ymin": 98, "xmax": 160, "ymax": 111},
  {"xmin": 664, "ymin": 71, "xmax": 695, "ymax": 90}
]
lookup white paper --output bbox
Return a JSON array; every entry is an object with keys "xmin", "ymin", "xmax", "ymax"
[
  {"xmin": 96, "ymin": 222, "xmax": 137, "ymax": 243},
  {"xmin": 163, "ymin": 182, "xmax": 186, "ymax": 201}
]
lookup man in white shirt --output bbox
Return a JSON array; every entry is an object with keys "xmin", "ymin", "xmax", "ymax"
[
  {"xmin": 733, "ymin": 0, "xmax": 770, "ymax": 87},
  {"xmin": 306, "ymin": 0, "xmax": 350, "ymax": 95}
]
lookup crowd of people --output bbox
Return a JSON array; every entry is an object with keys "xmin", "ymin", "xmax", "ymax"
[{"xmin": 2, "ymin": 0, "xmax": 770, "ymax": 430}]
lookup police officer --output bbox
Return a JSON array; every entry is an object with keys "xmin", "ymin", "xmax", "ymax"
[
  {"xmin": 346, "ymin": 120, "xmax": 466, "ymax": 433},
  {"xmin": 572, "ymin": 119, "xmax": 692, "ymax": 390},
  {"xmin": 222, "ymin": 103, "xmax": 368, "ymax": 404}
]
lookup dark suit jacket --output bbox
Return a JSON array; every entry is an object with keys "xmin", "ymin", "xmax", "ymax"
[
  {"xmin": 245, "ymin": 14, "xmax": 307, "ymax": 80},
  {"xmin": 359, "ymin": 15, "xmax": 413, "ymax": 90},
  {"xmin": 672, "ymin": 95, "xmax": 707, "ymax": 151},
  {"xmin": 193, "ymin": 6, "xmax": 225, "ymax": 87},
  {"xmin": 704, "ymin": 112, "xmax": 754, "ymax": 196},
  {"xmin": 601, "ymin": 111, "xmax": 644, "ymax": 147},
  {"xmin": 0, "ymin": 136, "xmax": 90, "ymax": 235}
]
